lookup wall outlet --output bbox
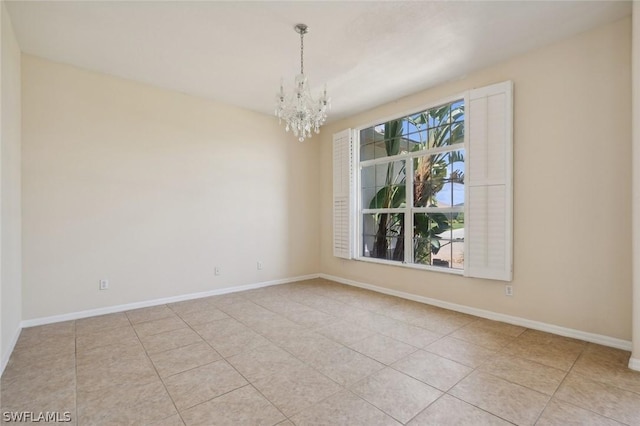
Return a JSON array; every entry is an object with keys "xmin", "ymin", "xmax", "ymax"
[
  {"xmin": 257, "ymin": 261, "xmax": 263, "ymax": 270},
  {"xmin": 505, "ymin": 285, "xmax": 513, "ymax": 296},
  {"xmin": 99, "ymin": 279, "xmax": 109, "ymax": 290},
  {"xmin": 214, "ymin": 267, "xmax": 221, "ymax": 276}
]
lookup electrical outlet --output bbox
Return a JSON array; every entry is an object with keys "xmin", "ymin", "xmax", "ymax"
[
  {"xmin": 505, "ymin": 285, "xmax": 513, "ymax": 297},
  {"xmin": 214, "ymin": 267, "xmax": 221, "ymax": 276},
  {"xmin": 257, "ymin": 261, "xmax": 263, "ymax": 270},
  {"xmin": 99, "ymin": 279, "xmax": 109, "ymax": 290}
]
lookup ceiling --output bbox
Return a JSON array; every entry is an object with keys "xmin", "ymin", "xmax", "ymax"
[{"xmin": 5, "ymin": 1, "xmax": 632, "ymax": 122}]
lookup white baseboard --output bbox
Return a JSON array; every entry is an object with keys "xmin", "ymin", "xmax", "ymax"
[
  {"xmin": 629, "ymin": 357, "xmax": 640, "ymax": 371},
  {"xmin": 15, "ymin": 271, "xmax": 635, "ymax": 356},
  {"xmin": 320, "ymin": 273, "xmax": 633, "ymax": 352},
  {"xmin": 21, "ymin": 274, "xmax": 320, "ymax": 328},
  {"xmin": 1, "ymin": 325, "xmax": 22, "ymax": 375}
]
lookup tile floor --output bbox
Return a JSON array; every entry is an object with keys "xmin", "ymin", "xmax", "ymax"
[{"xmin": 2, "ymin": 278, "xmax": 639, "ymax": 425}]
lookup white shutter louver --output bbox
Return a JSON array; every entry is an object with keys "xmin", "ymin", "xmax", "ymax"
[
  {"xmin": 465, "ymin": 81, "xmax": 513, "ymax": 281},
  {"xmin": 333, "ymin": 129, "xmax": 353, "ymax": 259}
]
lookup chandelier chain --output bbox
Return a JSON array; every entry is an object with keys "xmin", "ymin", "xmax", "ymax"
[{"xmin": 300, "ymin": 29, "xmax": 304, "ymax": 75}]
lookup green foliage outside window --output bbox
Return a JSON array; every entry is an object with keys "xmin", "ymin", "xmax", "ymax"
[{"xmin": 362, "ymin": 101, "xmax": 465, "ymax": 267}]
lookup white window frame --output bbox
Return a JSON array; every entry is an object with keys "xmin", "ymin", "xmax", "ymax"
[{"xmin": 354, "ymin": 93, "xmax": 468, "ymax": 275}]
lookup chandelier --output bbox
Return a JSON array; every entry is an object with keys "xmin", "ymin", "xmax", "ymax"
[{"xmin": 275, "ymin": 24, "xmax": 330, "ymax": 142}]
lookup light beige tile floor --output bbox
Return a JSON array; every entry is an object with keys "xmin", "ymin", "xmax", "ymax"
[{"xmin": 2, "ymin": 278, "xmax": 639, "ymax": 425}]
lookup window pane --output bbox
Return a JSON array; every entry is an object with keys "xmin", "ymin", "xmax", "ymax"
[
  {"xmin": 414, "ymin": 150, "xmax": 464, "ymax": 208},
  {"xmin": 406, "ymin": 129, "xmax": 428, "ymax": 151},
  {"xmin": 378, "ymin": 137, "xmax": 408, "ymax": 158},
  {"xmin": 362, "ymin": 161, "xmax": 406, "ymax": 209},
  {"xmin": 361, "ymin": 165, "xmax": 375, "ymax": 190},
  {"xmin": 450, "ymin": 149, "xmax": 465, "ymax": 206},
  {"xmin": 359, "ymin": 120, "xmax": 411, "ymax": 160},
  {"xmin": 362, "ymin": 213, "xmax": 405, "ymax": 261},
  {"xmin": 451, "ymin": 212, "xmax": 465, "ymax": 270},
  {"xmin": 359, "ymin": 126, "xmax": 386, "ymax": 161},
  {"xmin": 452, "ymin": 100, "xmax": 465, "ymax": 122},
  {"xmin": 360, "ymin": 141, "xmax": 374, "ymax": 162},
  {"xmin": 421, "ymin": 104, "xmax": 445, "ymax": 129},
  {"xmin": 402, "ymin": 117, "xmax": 423, "ymax": 137},
  {"xmin": 413, "ymin": 153, "xmax": 449, "ymax": 208},
  {"xmin": 361, "ymin": 188, "xmax": 377, "ymax": 210},
  {"xmin": 431, "ymin": 152, "xmax": 452, "ymax": 207},
  {"xmin": 450, "ymin": 101, "xmax": 465, "ymax": 144},
  {"xmin": 360, "ymin": 127, "xmax": 376, "ymax": 145},
  {"xmin": 414, "ymin": 212, "xmax": 462, "ymax": 268},
  {"xmin": 428, "ymin": 124, "xmax": 449, "ymax": 149},
  {"xmin": 450, "ymin": 120, "xmax": 464, "ymax": 145}
]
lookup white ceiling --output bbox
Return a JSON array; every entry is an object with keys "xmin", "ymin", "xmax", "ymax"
[{"xmin": 5, "ymin": 1, "xmax": 632, "ymax": 122}]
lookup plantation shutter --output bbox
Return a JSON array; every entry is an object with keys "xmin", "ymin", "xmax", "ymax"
[
  {"xmin": 333, "ymin": 129, "xmax": 353, "ymax": 259},
  {"xmin": 465, "ymin": 81, "xmax": 513, "ymax": 281}
]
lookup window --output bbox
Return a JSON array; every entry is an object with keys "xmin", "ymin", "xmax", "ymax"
[
  {"xmin": 358, "ymin": 99, "xmax": 465, "ymax": 270},
  {"xmin": 333, "ymin": 81, "xmax": 513, "ymax": 281}
]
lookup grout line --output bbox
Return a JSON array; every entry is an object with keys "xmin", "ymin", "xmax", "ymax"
[
  {"xmin": 530, "ymin": 342, "xmax": 587, "ymax": 425},
  {"xmin": 544, "ymin": 347, "xmax": 635, "ymax": 425},
  {"xmin": 442, "ymin": 394, "xmax": 518, "ymax": 425},
  {"xmin": 180, "ymin": 297, "xmax": 291, "ymax": 422},
  {"xmin": 401, "ymin": 392, "xmax": 448, "ymax": 425},
  {"xmin": 246, "ymin": 383, "xmax": 291, "ymax": 423},
  {"xmin": 73, "ymin": 320, "xmax": 78, "ymax": 426},
  {"xmin": 129, "ymin": 305, "xmax": 188, "ymax": 426}
]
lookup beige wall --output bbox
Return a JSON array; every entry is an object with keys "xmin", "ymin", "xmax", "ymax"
[
  {"xmin": 1, "ymin": 1, "xmax": 22, "ymax": 365},
  {"xmin": 21, "ymin": 55, "xmax": 320, "ymax": 320},
  {"xmin": 631, "ymin": 3, "xmax": 639, "ymax": 366},
  {"xmin": 320, "ymin": 18, "xmax": 632, "ymax": 340}
]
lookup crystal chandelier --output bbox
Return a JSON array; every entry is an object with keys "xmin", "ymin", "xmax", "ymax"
[{"xmin": 276, "ymin": 24, "xmax": 330, "ymax": 142}]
